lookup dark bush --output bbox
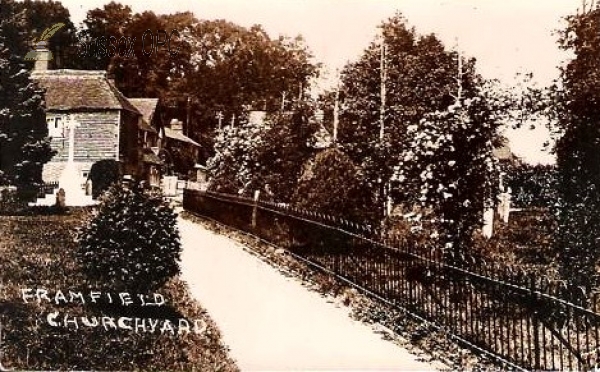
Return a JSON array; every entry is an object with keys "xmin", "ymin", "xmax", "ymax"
[
  {"xmin": 292, "ymin": 148, "xmax": 376, "ymax": 224},
  {"xmin": 77, "ymin": 183, "xmax": 181, "ymax": 293},
  {"xmin": 16, "ymin": 184, "xmax": 40, "ymax": 203},
  {"xmin": 505, "ymin": 163, "xmax": 558, "ymax": 208},
  {"xmin": 89, "ymin": 159, "xmax": 121, "ymax": 199}
]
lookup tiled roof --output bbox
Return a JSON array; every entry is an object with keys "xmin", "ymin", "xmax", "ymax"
[
  {"xmin": 164, "ymin": 127, "xmax": 201, "ymax": 147},
  {"xmin": 129, "ymin": 99, "xmax": 159, "ymax": 133},
  {"xmin": 129, "ymin": 98, "xmax": 158, "ymax": 123},
  {"xmin": 31, "ymin": 70, "xmax": 139, "ymax": 113}
]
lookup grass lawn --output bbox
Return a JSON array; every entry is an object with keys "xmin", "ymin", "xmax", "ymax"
[{"xmin": 0, "ymin": 209, "xmax": 238, "ymax": 371}]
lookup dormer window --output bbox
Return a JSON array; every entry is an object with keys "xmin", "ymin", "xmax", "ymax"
[{"xmin": 48, "ymin": 116, "xmax": 65, "ymax": 138}]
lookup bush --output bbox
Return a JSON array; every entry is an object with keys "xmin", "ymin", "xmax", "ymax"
[
  {"xmin": 77, "ymin": 183, "xmax": 181, "ymax": 293},
  {"xmin": 505, "ymin": 163, "xmax": 558, "ymax": 208},
  {"xmin": 292, "ymin": 148, "xmax": 376, "ymax": 223},
  {"xmin": 89, "ymin": 159, "xmax": 121, "ymax": 199}
]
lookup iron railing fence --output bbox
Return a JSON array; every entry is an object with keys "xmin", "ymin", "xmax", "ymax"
[
  {"xmin": 184, "ymin": 189, "xmax": 600, "ymax": 371},
  {"xmin": 37, "ymin": 181, "xmax": 59, "ymax": 198}
]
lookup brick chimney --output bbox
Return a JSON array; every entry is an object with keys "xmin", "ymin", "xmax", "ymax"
[{"xmin": 31, "ymin": 45, "xmax": 52, "ymax": 71}]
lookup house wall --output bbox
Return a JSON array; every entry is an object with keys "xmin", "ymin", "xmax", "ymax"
[
  {"xmin": 42, "ymin": 110, "xmax": 120, "ymax": 182},
  {"xmin": 119, "ymin": 111, "xmax": 144, "ymax": 178}
]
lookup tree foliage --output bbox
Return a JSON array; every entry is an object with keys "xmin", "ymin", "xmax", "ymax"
[
  {"xmin": 396, "ymin": 94, "xmax": 503, "ymax": 263},
  {"xmin": 172, "ymin": 19, "xmax": 319, "ymax": 154},
  {"xmin": 77, "ymin": 3, "xmax": 192, "ymax": 100},
  {"xmin": 0, "ymin": 0, "xmax": 54, "ymax": 189},
  {"xmin": 207, "ymin": 101, "xmax": 318, "ymax": 201},
  {"xmin": 15, "ymin": 0, "xmax": 80, "ymax": 69},
  {"xmin": 336, "ymin": 13, "xmax": 509, "ymax": 260},
  {"xmin": 253, "ymin": 103, "xmax": 319, "ymax": 201},
  {"xmin": 552, "ymin": 6, "xmax": 600, "ymax": 289},
  {"xmin": 338, "ymin": 14, "xmax": 482, "ymax": 214},
  {"xmin": 505, "ymin": 163, "xmax": 557, "ymax": 209}
]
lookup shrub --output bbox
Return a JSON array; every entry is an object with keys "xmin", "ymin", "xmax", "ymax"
[
  {"xmin": 292, "ymin": 148, "xmax": 376, "ymax": 224},
  {"xmin": 89, "ymin": 159, "xmax": 121, "ymax": 199},
  {"xmin": 77, "ymin": 183, "xmax": 181, "ymax": 293},
  {"xmin": 504, "ymin": 163, "xmax": 558, "ymax": 208}
]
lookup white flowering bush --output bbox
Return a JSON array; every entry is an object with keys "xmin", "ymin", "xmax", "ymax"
[
  {"xmin": 207, "ymin": 116, "xmax": 266, "ymax": 195},
  {"xmin": 76, "ymin": 183, "xmax": 181, "ymax": 293},
  {"xmin": 207, "ymin": 102, "xmax": 318, "ymax": 201},
  {"xmin": 396, "ymin": 94, "xmax": 501, "ymax": 264}
]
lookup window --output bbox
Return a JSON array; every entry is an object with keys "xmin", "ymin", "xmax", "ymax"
[{"xmin": 48, "ymin": 116, "xmax": 64, "ymax": 137}]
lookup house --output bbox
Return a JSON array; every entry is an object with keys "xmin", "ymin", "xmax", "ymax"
[
  {"xmin": 30, "ymin": 55, "xmax": 160, "ymax": 202},
  {"xmin": 128, "ymin": 98, "xmax": 162, "ymax": 187},
  {"xmin": 158, "ymin": 118, "xmax": 201, "ymax": 178}
]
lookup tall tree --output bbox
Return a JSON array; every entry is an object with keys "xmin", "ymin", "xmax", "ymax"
[
  {"xmin": 396, "ymin": 88, "xmax": 504, "ymax": 263},
  {"xmin": 0, "ymin": 0, "xmax": 54, "ymax": 189},
  {"xmin": 253, "ymin": 101, "xmax": 319, "ymax": 201},
  {"xmin": 553, "ymin": 5, "xmax": 600, "ymax": 291},
  {"xmin": 77, "ymin": 1, "xmax": 133, "ymax": 70},
  {"xmin": 337, "ymin": 13, "xmax": 512, "ymax": 260},
  {"xmin": 178, "ymin": 20, "xmax": 319, "ymax": 137},
  {"xmin": 338, "ymin": 14, "xmax": 472, "ymax": 215},
  {"xmin": 108, "ymin": 10, "xmax": 192, "ymax": 98}
]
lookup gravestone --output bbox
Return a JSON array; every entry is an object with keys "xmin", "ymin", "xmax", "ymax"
[
  {"xmin": 85, "ymin": 179, "xmax": 93, "ymax": 196},
  {"xmin": 497, "ymin": 189, "xmax": 512, "ymax": 223},
  {"xmin": 56, "ymin": 188, "xmax": 66, "ymax": 208},
  {"xmin": 482, "ymin": 207, "xmax": 494, "ymax": 239}
]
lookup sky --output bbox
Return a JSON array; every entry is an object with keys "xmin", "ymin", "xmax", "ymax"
[{"xmin": 59, "ymin": 0, "xmax": 584, "ymax": 164}]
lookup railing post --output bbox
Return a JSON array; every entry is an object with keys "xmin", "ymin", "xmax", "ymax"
[
  {"xmin": 251, "ymin": 190, "xmax": 260, "ymax": 229},
  {"xmin": 531, "ymin": 275, "xmax": 541, "ymax": 370}
]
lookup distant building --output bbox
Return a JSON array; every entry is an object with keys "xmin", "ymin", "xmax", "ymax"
[
  {"xmin": 129, "ymin": 98, "xmax": 162, "ymax": 187},
  {"xmin": 158, "ymin": 119, "xmax": 201, "ymax": 178},
  {"xmin": 31, "ymin": 61, "xmax": 159, "ymax": 189}
]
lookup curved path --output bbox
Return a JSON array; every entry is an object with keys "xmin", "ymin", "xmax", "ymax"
[{"xmin": 179, "ymin": 218, "xmax": 440, "ymax": 371}]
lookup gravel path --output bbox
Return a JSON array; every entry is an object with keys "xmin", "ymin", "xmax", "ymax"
[{"xmin": 179, "ymin": 218, "xmax": 439, "ymax": 371}]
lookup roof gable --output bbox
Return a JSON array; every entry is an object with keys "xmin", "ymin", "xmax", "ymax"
[
  {"xmin": 129, "ymin": 98, "xmax": 159, "ymax": 123},
  {"xmin": 164, "ymin": 127, "xmax": 201, "ymax": 147}
]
